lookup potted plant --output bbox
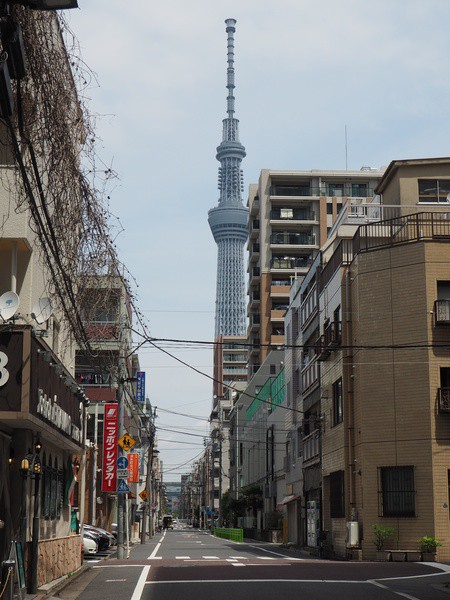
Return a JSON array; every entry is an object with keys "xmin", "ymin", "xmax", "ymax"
[
  {"xmin": 372, "ymin": 524, "xmax": 395, "ymax": 560},
  {"xmin": 418, "ymin": 535, "xmax": 441, "ymax": 561}
]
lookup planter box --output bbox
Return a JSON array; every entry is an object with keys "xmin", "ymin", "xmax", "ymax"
[
  {"xmin": 391, "ymin": 551, "xmax": 406, "ymax": 562},
  {"xmin": 422, "ymin": 552, "xmax": 437, "ymax": 562},
  {"xmin": 375, "ymin": 551, "xmax": 391, "ymax": 561},
  {"xmin": 406, "ymin": 551, "xmax": 421, "ymax": 562}
]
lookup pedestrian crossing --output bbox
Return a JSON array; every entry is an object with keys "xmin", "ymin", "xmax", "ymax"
[{"xmin": 171, "ymin": 555, "xmax": 303, "ymax": 562}]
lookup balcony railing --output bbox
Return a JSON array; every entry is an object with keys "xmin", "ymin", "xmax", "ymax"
[
  {"xmin": 325, "ymin": 321, "xmax": 342, "ymax": 347},
  {"xmin": 303, "ymin": 430, "xmax": 320, "ymax": 462},
  {"xmin": 316, "ymin": 322, "xmax": 342, "ymax": 361},
  {"xmin": 270, "ymin": 209, "xmax": 316, "ymax": 221},
  {"xmin": 435, "ymin": 299, "xmax": 450, "ymax": 325},
  {"xmin": 271, "ymin": 256, "xmax": 312, "ymax": 270},
  {"xmin": 438, "ymin": 388, "xmax": 450, "ymax": 412},
  {"xmin": 271, "ymin": 232, "xmax": 316, "ymax": 246},
  {"xmin": 300, "ymin": 284, "xmax": 318, "ymax": 329},
  {"xmin": 301, "ymin": 358, "xmax": 319, "ymax": 393},
  {"xmin": 270, "ymin": 185, "xmax": 377, "ymax": 198}
]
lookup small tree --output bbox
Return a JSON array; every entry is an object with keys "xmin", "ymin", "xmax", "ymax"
[{"xmin": 372, "ymin": 524, "xmax": 395, "ymax": 551}]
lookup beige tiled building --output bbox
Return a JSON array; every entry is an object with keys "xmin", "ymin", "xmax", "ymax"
[{"xmin": 317, "ymin": 158, "xmax": 450, "ymax": 560}]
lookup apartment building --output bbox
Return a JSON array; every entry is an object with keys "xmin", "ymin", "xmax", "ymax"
[
  {"xmin": 75, "ymin": 275, "xmax": 144, "ymax": 530},
  {"xmin": 213, "ymin": 334, "xmax": 248, "ymax": 398},
  {"xmin": 291, "ymin": 157, "xmax": 450, "ymax": 560},
  {"xmin": 247, "ymin": 168, "xmax": 383, "ymax": 377}
]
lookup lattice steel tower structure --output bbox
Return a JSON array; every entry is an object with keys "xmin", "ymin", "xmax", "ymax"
[{"xmin": 208, "ymin": 18, "xmax": 248, "ymax": 337}]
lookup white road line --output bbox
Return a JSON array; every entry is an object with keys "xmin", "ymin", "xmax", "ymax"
[
  {"xmin": 231, "ymin": 563, "xmax": 245, "ymax": 567},
  {"xmin": 256, "ymin": 556, "xmax": 275, "ymax": 560},
  {"xmin": 105, "ymin": 579, "xmax": 127, "ymax": 582},
  {"xmin": 148, "ymin": 557, "xmax": 162, "ymax": 560},
  {"xmin": 248, "ymin": 545, "xmax": 300, "ymax": 559},
  {"xmin": 145, "ymin": 579, "xmax": 364, "ymax": 584},
  {"xmin": 368, "ymin": 580, "xmax": 421, "ymax": 600},
  {"xmin": 246, "ymin": 563, "xmax": 290, "ymax": 567},
  {"xmin": 203, "ymin": 556, "xmax": 219, "ymax": 559},
  {"xmin": 229, "ymin": 556, "xmax": 247, "ymax": 559},
  {"xmin": 175, "ymin": 556, "xmax": 190, "ymax": 559},
  {"xmin": 226, "ymin": 559, "xmax": 238, "ymax": 562},
  {"xmin": 130, "ymin": 566, "xmax": 151, "ymax": 600},
  {"xmin": 148, "ymin": 542, "xmax": 162, "ymax": 559},
  {"xmin": 93, "ymin": 565, "xmax": 144, "ymax": 569}
]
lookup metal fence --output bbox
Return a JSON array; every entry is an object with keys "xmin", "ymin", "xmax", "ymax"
[{"xmin": 211, "ymin": 527, "xmax": 243, "ymax": 543}]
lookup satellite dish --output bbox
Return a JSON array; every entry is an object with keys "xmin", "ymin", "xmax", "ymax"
[
  {"xmin": 31, "ymin": 297, "xmax": 53, "ymax": 324},
  {"xmin": 0, "ymin": 291, "xmax": 19, "ymax": 321}
]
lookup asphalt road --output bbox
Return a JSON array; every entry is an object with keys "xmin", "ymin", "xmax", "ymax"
[{"xmin": 59, "ymin": 526, "xmax": 450, "ymax": 600}]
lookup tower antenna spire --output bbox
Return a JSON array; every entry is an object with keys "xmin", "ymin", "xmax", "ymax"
[{"xmin": 225, "ymin": 18, "xmax": 236, "ymax": 119}]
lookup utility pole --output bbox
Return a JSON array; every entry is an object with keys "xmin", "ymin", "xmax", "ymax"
[
  {"xmin": 116, "ymin": 377, "xmax": 125, "ymax": 559},
  {"xmin": 218, "ymin": 396, "xmax": 223, "ymax": 527},
  {"xmin": 141, "ymin": 407, "xmax": 155, "ymax": 544}
]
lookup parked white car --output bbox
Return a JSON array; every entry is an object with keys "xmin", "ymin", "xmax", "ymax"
[{"xmin": 83, "ymin": 535, "xmax": 98, "ymax": 555}]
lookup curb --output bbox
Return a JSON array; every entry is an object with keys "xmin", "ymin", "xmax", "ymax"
[{"xmin": 33, "ymin": 563, "xmax": 91, "ymax": 599}]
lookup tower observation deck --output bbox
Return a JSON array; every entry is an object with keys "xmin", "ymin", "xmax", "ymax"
[{"xmin": 208, "ymin": 18, "xmax": 248, "ymax": 337}]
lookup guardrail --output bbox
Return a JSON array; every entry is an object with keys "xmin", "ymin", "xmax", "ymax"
[{"xmin": 211, "ymin": 527, "xmax": 243, "ymax": 543}]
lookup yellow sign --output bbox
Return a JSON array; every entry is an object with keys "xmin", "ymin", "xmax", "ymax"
[
  {"xmin": 118, "ymin": 433, "xmax": 136, "ymax": 452},
  {"xmin": 139, "ymin": 490, "xmax": 149, "ymax": 501}
]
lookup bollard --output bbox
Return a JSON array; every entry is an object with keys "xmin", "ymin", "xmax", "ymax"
[{"xmin": 1, "ymin": 560, "xmax": 15, "ymax": 600}]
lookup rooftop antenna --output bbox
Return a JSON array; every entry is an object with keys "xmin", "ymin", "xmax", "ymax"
[{"xmin": 345, "ymin": 124, "xmax": 348, "ymax": 170}]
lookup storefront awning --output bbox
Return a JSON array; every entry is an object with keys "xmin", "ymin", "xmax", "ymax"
[{"xmin": 276, "ymin": 494, "xmax": 300, "ymax": 508}]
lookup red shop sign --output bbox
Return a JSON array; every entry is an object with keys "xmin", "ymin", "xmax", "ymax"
[
  {"xmin": 102, "ymin": 403, "xmax": 118, "ymax": 492},
  {"xmin": 128, "ymin": 452, "xmax": 139, "ymax": 483}
]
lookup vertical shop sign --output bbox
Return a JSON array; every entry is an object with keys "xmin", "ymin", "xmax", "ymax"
[
  {"xmin": 128, "ymin": 453, "xmax": 139, "ymax": 483},
  {"xmin": 102, "ymin": 403, "xmax": 118, "ymax": 492},
  {"xmin": 136, "ymin": 371, "xmax": 145, "ymax": 403}
]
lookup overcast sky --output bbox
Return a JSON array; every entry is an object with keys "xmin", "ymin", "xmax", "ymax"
[{"xmin": 69, "ymin": 0, "xmax": 450, "ymax": 480}]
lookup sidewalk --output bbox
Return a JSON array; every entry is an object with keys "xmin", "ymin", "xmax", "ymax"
[{"xmin": 33, "ymin": 537, "xmax": 158, "ymax": 599}]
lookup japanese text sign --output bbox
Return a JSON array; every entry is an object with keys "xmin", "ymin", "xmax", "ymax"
[{"xmin": 102, "ymin": 403, "xmax": 118, "ymax": 492}]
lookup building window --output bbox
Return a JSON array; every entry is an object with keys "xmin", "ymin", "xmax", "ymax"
[
  {"xmin": 280, "ymin": 208, "xmax": 294, "ymax": 219},
  {"xmin": 352, "ymin": 183, "xmax": 368, "ymax": 197},
  {"xmin": 270, "ymin": 364, "xmax": 276, "ymax": 375},
  {"xmin": 332, "ymin": 378, "xmax": 343, "ymax": 425},
  {"xmin": 327, "ymin": 203, "xmax": 333, "ymax": 215},
  {"xmin": 329, "ymin": 183, "xmax": 344, "ymax": 197},
  {"xmin": 418, "ymin": 179, "xmax": 450, "ymax": 203},
  {"xmin": 330, "ymin": 470, "xmax": 345, "ymax": 518},
  {"xmin": 378, "ymin": 466, "xmax": 415, "ymax": 517}
]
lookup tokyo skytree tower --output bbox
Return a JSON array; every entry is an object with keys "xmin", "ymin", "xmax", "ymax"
[{"xmin": 208, "ymin": 18, "xmax": 248, "ymax": 337}]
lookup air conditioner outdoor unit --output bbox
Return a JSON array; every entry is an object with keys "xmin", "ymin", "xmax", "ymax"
[{"xmin": 346, "ymin": 521, "xmax": 359, "ymax": 548}]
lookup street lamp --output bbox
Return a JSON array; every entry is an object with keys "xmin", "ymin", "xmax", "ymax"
[
  {"xmin": 19, "ymin": 453, "xmax": 33, "ymax": 551},
  {"xmin": 29, "ymin": 438, "xmax": 42, "ymax": 594}
]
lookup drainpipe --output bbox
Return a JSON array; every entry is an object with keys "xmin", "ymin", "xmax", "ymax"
[
  {"xmin": 345, "ymin": 268, "xmax": 356, "ymax": 516},
  {"xmin": 11, "ymin": 241, "xmax": 17, "ymax": 293}
]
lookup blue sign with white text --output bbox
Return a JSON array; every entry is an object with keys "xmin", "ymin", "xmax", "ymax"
[{"xmin": 136, "ymin": 371, "xmax": 145, "ymax": 403}]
